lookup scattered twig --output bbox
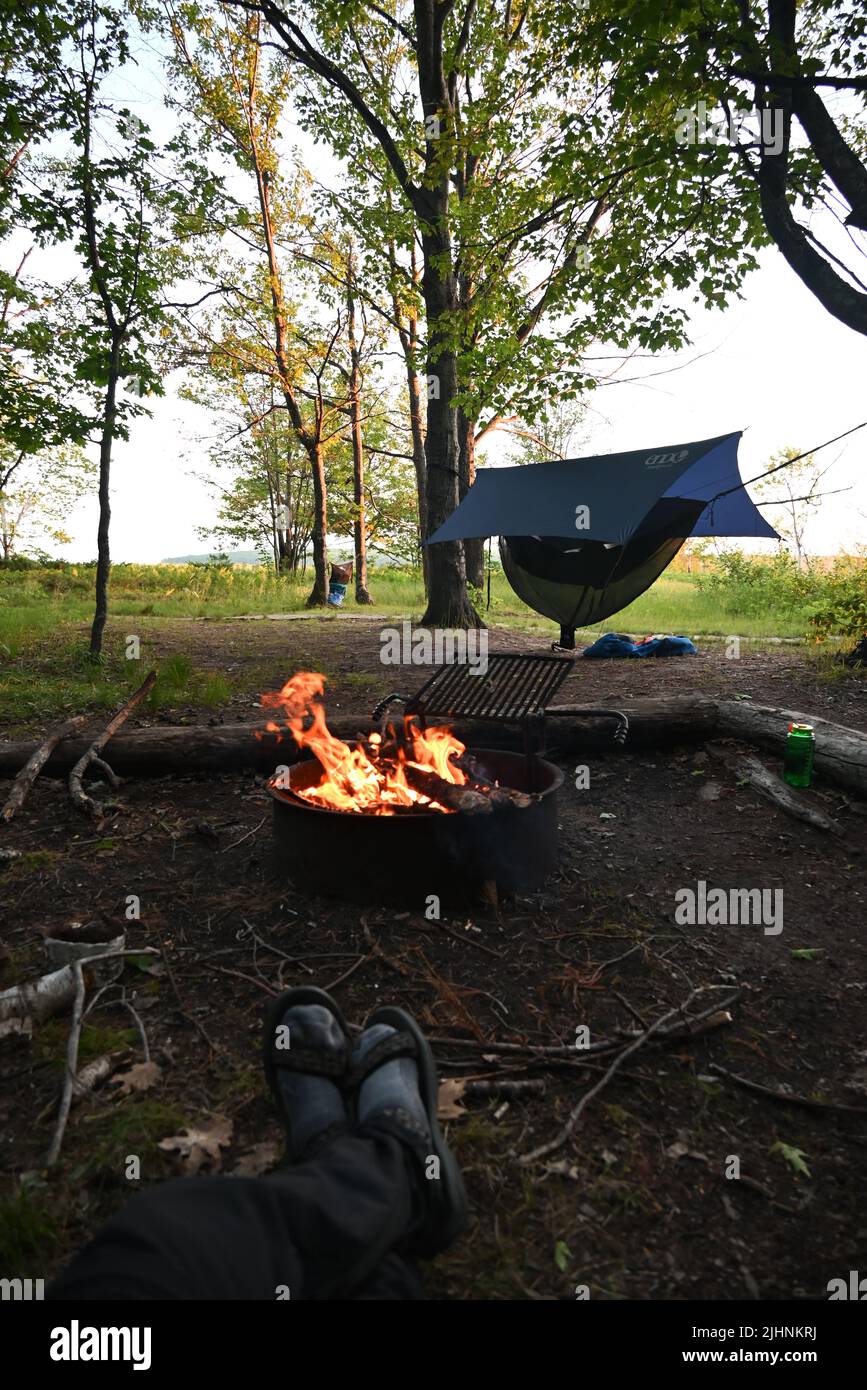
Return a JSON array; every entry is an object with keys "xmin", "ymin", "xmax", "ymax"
[
  {"xmin": 119, "ymin": 994, "xmax": 151, "ymax": 1064},
  {"xmin": 429, "ymin": 918, "xmax": 502, "ymax": 958},
  {"xmin": 611, "ymin": 989, "xmax": 650, "ymax": 1031},
  {"xmin": 596, "ymin": 936, "xmax": 654, "ymax": 973},
  {"xmin": 162, "ymin": 949, "xmax": 219, "ymax": 1053},
  {"xmin": 1, "ymin": 715, "xmax": 87, "ymax": 823},
  {"xmin": 202, "ymin": 962, "xmax": 278, "ymax": 996},
  {"xmin": 221, "ymin": 817, "xmax": 267, "ymax": 853},
  {"xmin": 45, "ymin": 962, "xmax": 86, "ymax": 1167},
  {"xmin": 709, "ymin": 1062, "xmax": 867, "ymax": 1115},
  {"xmin": 323, "ymin": 954, "xmax": 369, "ymax": 991},
  {"xmin": 518, "ymin": 987, "xmax": 724, "ymax": 1166},
  {"xmin": 239, "ymin": 920, "xmax": 314, "ymax": 976},
  {"xmin": 69, "ymin": 671, "xmax": 157, "ymax": 816}
]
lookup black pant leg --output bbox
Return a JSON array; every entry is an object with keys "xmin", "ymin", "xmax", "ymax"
[{"xmin": 48, "ymin": 1128, "xmax": 421, "ymax": 1301}]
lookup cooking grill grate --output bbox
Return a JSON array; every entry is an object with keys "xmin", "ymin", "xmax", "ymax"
[{"xmin": 405, "ymin": 652, "xmax": 574, "ymax": 722}]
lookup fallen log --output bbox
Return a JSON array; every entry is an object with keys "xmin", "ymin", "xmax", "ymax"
[
  {"xmin": 708, "ymin": 747, "xmax": 841, "ymax": 833},
  {"xmin": 717, "ymin": 699, "xmax": 867, "ymax": 799},
  {"xmin": 0, "ymin": 696, "xmax": 721, "ymax": 778},
  {"xmin": 0, "ymin": 694, "xmax": 865, "ymax": 799}
]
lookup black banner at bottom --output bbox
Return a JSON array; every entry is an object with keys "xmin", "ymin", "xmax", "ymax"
[{"xmin": 3, "ymin": 1297, "xmax": 863, "ymax": 1376}]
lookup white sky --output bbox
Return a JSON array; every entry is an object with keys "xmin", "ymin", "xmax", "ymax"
[
  {"xmin": 55, "ymin": 241, "xmax": 865, "ymax": 563},
  {"xmin": 19, "ymin": 27, "xmax": 867, "ymax": 563}
]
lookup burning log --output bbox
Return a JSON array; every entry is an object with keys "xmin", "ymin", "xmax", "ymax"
[
  {"xmin": 402, "ymin": 762, "xmax": 494, "ymax": 814},
  {"xmin": 455, "ymin": 753, "xmax": 535, "ymax": 808}
]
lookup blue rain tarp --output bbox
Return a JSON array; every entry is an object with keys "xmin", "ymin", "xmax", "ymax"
[
  {"xmin": 427, "ymin": 430, "xmax": 778, "ymax": 645},
  {"xmin": 427, "ymin": 431, "xmax": 778, "ymax": 544}
]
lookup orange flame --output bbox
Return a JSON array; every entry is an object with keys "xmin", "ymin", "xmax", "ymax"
[{"xmin": 262, "ymin": 672, "xmax": 467, "ymax": 815}]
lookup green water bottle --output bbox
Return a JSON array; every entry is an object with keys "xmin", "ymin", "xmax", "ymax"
[{"xmin": 783, "ymin": 722, "xmax": 815, "ymax": 788}]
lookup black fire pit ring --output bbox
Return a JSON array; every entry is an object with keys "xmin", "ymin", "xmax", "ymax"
[{"xmin": 269, "ymin": 747, "xmax": 564, "ymax": 905}]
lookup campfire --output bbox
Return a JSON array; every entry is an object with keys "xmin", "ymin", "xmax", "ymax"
[
  {"xmin": 261, "ymin": 671, "xmax": 515, "ymax": 816},
  {"xmin": 263, "ymin": 671, "xmax": 564, "ymax": 901}
]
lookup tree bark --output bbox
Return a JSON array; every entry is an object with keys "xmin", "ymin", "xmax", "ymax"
[
  {"xmin": 390, "ymin": 236, "xmax": 429, "ymax": 593},
  {"xmin": 89, "ymin": 342, "xmax": 120, "ymax": 659},
  {"xmin": 417, "ymin": 204, "xmax": 480, "ymax": 628},
  {"xmin": 346, "ymin": 266, "xmax": 372, "ymax": 604},
  {"xmin": 249, "ymin": 82, "xmax": 328, "ymax": 603},
  {"xmin": 751, "ymin": 0, "xmax": 867, "ymax": 336},
  {"xmin": 415, "ymin": 0, "xmax": 479, "ymax": 629},
  {"xmin": 458, "ymin": 405, "xmax": 484, "ymax": 589},
  {"xmin": 305, "ymin": 441, "xmax": 329, "ymax": 607}
]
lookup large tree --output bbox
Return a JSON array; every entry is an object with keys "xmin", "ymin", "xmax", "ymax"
[
  {"xmin": 4, "ymin": 0, "xmax": 216, "ymax": 655},
  {"xmin": 565, "ymin": 0, "xmax": 867, "ymax": 338},
  {"xmin": 166, "ymin": 2, "xmax": 340, "ymax": 604},
  {"xmin": 225, "ymin": 1, "xmax": 777, "ymax": 625}
]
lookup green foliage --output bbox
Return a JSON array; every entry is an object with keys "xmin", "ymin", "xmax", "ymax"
[
  {"xmin": 808, "ymin": 560, "xmax": 867, "ymax": 641},
  {"xmin": 555, "ymin": 1, "xmax": 866, "ymax": 335},
  {"xmin": 696, "ymin": 549, "xmax": 867, "ymax": 641},
  {"xmin": 0, "ymin": 1187, "xmax": 59, "ymax": 1272}
]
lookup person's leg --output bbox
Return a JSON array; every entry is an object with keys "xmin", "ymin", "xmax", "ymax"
[
  {"xmin": 48, "ymin": 1126, "xmax": 421, "ymax": 1301},
  {"xmin": 48, "ymin": 991, "xmax": 465, "ymax": 1301}
]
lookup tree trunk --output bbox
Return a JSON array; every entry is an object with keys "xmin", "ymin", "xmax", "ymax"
[
  {"xmin": 418, "ymin": 215, "xmax": 480, "ymax": 629},
  {"xmin": 305, "ymin": 441, "xmax": 328, "ymax": 607},
  {"xmin": 251, "ymin": 135, "xmax": 328, "ymax": 603},
  {"xmin": 414, "ymin": 1, "xmax": 479, "ymax": 630},
  {"xmin": 458, "ymin": 405, "xmax": 484, "ymax": 590},
  {"xmin": 406, "ymin": 359, "xmax": 429, "ymax": 592},
  {"xmin": 89, "ymin": 343, "xmax": 120, "ymax": 659},
  {"xmin": 346, "ymin": 268, "xmax": 372, "ymax": 604},
  {"xmin": 391, "ymin": 234, "xmax": 429, "ymax": 595}
]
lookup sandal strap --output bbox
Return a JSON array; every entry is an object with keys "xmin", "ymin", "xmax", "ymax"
[
  {"xmin": 348, "ymin": 1030, "xmax": 418, "ymax": 1088},
  {"xmin": 269, "ymin": 1042, "xmax": 348, "ymax": 1079}
]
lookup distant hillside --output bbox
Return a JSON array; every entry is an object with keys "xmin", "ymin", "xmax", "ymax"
[{"xmin": 161, "ymin": 551, "xmax": 264, "ymax": 565}]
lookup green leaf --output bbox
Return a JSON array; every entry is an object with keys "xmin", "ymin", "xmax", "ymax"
[
  {"xmin": 771, "ymin": 1142, "xmax": 811, "ymax": 1178},
  {"xmin": 791, "ymin": 948, "xmax": 822, "ymax": 961},
  {"xmin": 554, "ymin": 1239, "xmax": 572, "ymax": 1272},
  {"xmin": 126, "ymin": 954, "xmax": 157, "ymax": 974}
]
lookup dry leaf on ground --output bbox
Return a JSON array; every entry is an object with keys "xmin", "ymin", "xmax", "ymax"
[
  {"xmin": 158, "ymin": 1115, "xmax": 233, "ymax": 1173},
  {"xmin": 111, "ymin": 1061, "xmax": 162, "ymax": 1096},
  {"xmin": 437, "ymin": 1078, "xmax": 468, "ymax": 1120},
  {"xmin": 230, "ymin": 1140, "xmax": 281, "ymax": 1176}
]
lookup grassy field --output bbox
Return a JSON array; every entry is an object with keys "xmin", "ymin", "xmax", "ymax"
[
  {"xmin": 0, "ymin": 559, "xmax": 818, "ymax": 647},
  {"xmin": 0, "ymin": 560, "xmax": 831, "ymax": 729}
]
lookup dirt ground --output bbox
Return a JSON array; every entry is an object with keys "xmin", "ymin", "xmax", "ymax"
[{"xmin": 2, "ymin": 615, "xmax": 866, "ymax": 1300}]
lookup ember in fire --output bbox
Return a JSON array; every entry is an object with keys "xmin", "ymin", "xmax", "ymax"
[{"xmin": 262, "ymin": 672, "xmax": 467, "ymax": 815}]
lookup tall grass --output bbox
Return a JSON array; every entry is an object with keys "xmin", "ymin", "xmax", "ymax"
[{"xmin": 1, "ymin": 557, "xmax": 849, "ymax": 656}]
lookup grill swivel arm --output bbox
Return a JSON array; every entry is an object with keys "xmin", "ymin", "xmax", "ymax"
[
  {"xmin": 371, "ymin": 692, "xmax": 410, "ymax": 723},
  {"xmin": 545, "ymin": 706, "xmax": 629, "ymax": 746}
]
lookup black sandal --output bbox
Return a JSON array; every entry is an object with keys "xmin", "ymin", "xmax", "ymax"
[
  {"xmin": 351, "ymin": 1005, "xmax": 468, "ymax": 1258},
  {"xmin": 262, "ymin": 986, "xmax": 351, "ymax": 1161}
]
